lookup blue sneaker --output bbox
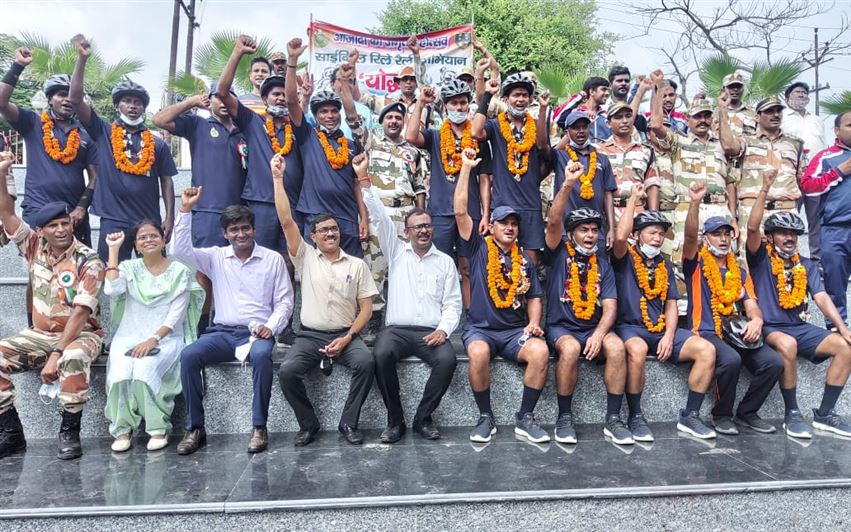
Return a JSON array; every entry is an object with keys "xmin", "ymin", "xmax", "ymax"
[
  {"xmin": 469, "ymin": 413, "xmax": 497, "ymax": 443},
  {"xmin": 628, "ymin": 413, "xmax": 654, "ymax": 442},
  {"xmin": 514, "ymin": 412, "xmax": 550, "ymax": 443},
  {"xmin": 603, "ymin": 414, "xmax": 634, "ymax": 445},
  {"xmin": 677, "ymin": 409, "xmax": 717, "ymax": 439},
  {"xmin": 554, "ymin": 412, "xmax": 577, "ymax": 444},
  {"xmin": 812, "ymin": 408, "xmax": 851, "ymax": 437},
  {"xmin": 783, "ymin": 409, "xmax": 812, "ymax": 439}
]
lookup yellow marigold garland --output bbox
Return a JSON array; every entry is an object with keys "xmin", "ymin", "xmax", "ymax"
[
  {"xmin": 700, "ymin": 246, "xmax": 742, "ymax": 336},
  {"xmin": 563, "ymin": 241, "xmax": 599, "ymax": 320},
  {"xmin": 564, "ymin": 145, "xmax": 596, "ymax": 200},
  {"xmin": 316, "ymin": 130, "xmax": 350, "ymax": 170},
  {"xmin": 439, "ymin": 120, "xmax": 477, "ymax": 177},
  {"xmin": 41, "ymin": 112, "xmax": 80, "ymax": 164},
  {"xmin": 766, "ymin": 243, "xmax": 807, "ymax": 309},
  {"xmin": 629, "ymin": 246, "xmax": 668, "ymax": 332},
  {"xmin": 110, "ymin": 123, "xmax": 155, "ymax": 175},
  {"xmin": 265, "ymin": 117, "xmax": 293, "ymax": 155},
  {"xmin": 486, "ymin": 236, "xmax": 525, "ymax": 309},
  {"xmin": 497, "ymin": 111, "xmax": 536, "ymax": 177}
]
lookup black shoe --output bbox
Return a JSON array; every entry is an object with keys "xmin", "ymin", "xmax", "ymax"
[
  {"xmin": 320, "ymin": 356, "xmax": 333, "ymax": 376},
  {"xmin": 379, "ymin": 424, "xmax": 406, "ymax": 444},
  {"xmin": 0, "ymin": 407, "xmax": 27, "ymax": 459},
  {"xmin": 413, "ymin": 421, "xmax": 441, "ymax": 440},
  {"xmin": 58, "ymin": 410, "xmax": 83, "ymax": 460},
  {"xmin": 338, "ymin": 424, "xmax": 364, "ymax": 445},
  {"xmin": 294, "ymin": 427, "xmax": 319, "ymax": 447}
]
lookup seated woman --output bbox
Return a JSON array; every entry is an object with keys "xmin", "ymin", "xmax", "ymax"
[{"xmin": 103, "ymin": 221, "xmax": 203, "ymax": 452}]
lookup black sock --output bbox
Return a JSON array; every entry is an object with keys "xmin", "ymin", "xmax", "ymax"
[
  {"xmin": 557, "ymin": 394, "xmax": 573, "ymax": 416},
  {"xmin": 197, "ymin": 313, "xmax": 210, "ymax": 335},
  {"xmin": 818, "ymin": 384, "xmax": 844, "ymax": 417},
  {"xmin": 606, "ymin": 393, "xmax": 623, "ymax": 417},
  {"xmin": 685, "ymin": 389, "xmax": 705, "ymax": 414},
  {"xmin": 473, "ymin": 388, "xmax": 493, "ymax": 416},
  {"xmin": 519, "ymin": 386, "xmax": 543, "ymax": 416},
  {"xmin": 780, "ymin": 387, "xmax": 799, "ymax": 414},
  {"xmin": 626, "ymin": 392, "xmax": 642, "ymax": 416}
]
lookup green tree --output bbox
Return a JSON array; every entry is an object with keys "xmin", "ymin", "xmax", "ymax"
[
  {"xmin": 820, "ymin": 91, "xmax": 851, "ymax": 116},
  {"xmin": 699, "ymin": 54, "xmax": 802, "ymax": 104},
  {"xmin": 374, "ymin": 0, "xmax": 612, "ymax": 74}
]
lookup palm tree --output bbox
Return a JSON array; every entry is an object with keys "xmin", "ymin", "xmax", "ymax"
[
  {"xmin": 533, "ymin": 64, "xmax": 587, "ymax": 105},
  {"xmin": 193, "ymin": 30, "xmax": 276, "ymax": 95},
  {"xmin": 819, "ymin": 91, "xmax": 851, "ymax": 116},
  {"xmin": 699, "ymin": 54, "xmax": 801, "ymax": 104}
]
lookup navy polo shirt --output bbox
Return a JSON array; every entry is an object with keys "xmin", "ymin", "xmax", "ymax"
[
  {"xmin": 82, "ymin": 110, "xmax": 176, "ymax": 223},
  {"xmin": 484, "ymin": 117, "xmax": 544, "ymax": 212},
  {"xmin": 612, "ymin": 249, "xmax": 679, "ymax": 327},
  {"xmin": 683, "ymin": 253, "xmax": 757, "ymax": 336},
  {"xmin": 422, "ymin": 128, "xmax": 491, "ymax": 217},
  {"xmin": 10, "ymin": 109, "xmax": 97, "ymax": 212},
  {"xmin": 233, "ymin": 102, "xmax": 303, "ymax": 207},
  {"xmin": 746, "ymin": 243, "xmax": 824, "ymax": 327},
  {"xmin": 544, "ymin": 239, "xmax": 617, "ymax": 331},
  {"xmin": 465, "ymin": 231, "xmax": 541, "ymax": 329},
  {"xmin": 292, "ymin": 119, "xmax": 361, "ymax": 224},
  {"xmin": 552, "ymin": 147, "xmax": 617, "ymax": 235},
  {"xmin": 172, "ymin": 114, "xmax": 246, "ymax": 213}
]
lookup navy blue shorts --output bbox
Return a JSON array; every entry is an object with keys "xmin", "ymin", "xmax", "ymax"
[
  {"xmin": 299, "ymin": 215, "xmax": 363, "ymax": 258},
  {"xmin": 515, "ymin": 209, "xmax": 545, "ymax": 250},
  {"xmin": 247, "ymin": 200, "xmax": 287, "ymax": 254},
  {"xmin": 190, "ymin": 211, "xmax": 228, "ymax": 248},
  {"xmin": 615, "ymin": 325, "xmax": 695, "ymax": 363},
  {"xmin": 546, "ymin": 325, "xmax": 595, "ymax": 351},
  {"xmin": 432, "ymin": 215, "xmax": 479, "ymax": 259},
  {"xmin": 764, "ymin": 323, "xmax": 832, "ymax": 364},
  {"xmin": 462, "ymin": 325, "xmax": 537, "ymax": 362}
]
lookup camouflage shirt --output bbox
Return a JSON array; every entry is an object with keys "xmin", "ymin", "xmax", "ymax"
[
  {"xmin": 8, "ymin": 221, "xmax": 104, "ymax": 333},
  {"xmin": 735, "ymin": 129, "xmax": 806, "ymax": 201},
  {"xmin": 716, "ymin": 103, "xmax": 757, "ymax": 137},
  {"xmin": 595, "ymin": 136, "xmax": 659, "ymax": 207},
  {"xmin": 363, "ymin": 131, "xmax": 426, "ymax": 203},
  {"xmin": 650, "ymin": 129, "xmax": 732, "ymax": 204}
]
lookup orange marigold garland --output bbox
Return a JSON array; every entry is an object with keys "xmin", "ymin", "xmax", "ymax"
[
  {"xmin": 766, "ymin": 243, "xmax": 807, "ymax": 309},
  {"xmin": 41, "ymin": 112, "xmax": 80, "ymax": 164},
  {"xmin": 265, "ymin": 117, "xmax": 293, "ymax": 155},
  {"xmin": 564, "ymin": 145, "xmax": 596, "ymax": 200},
  {"xmin": 439, "ymin": 120, "xmax": 477, "ymax": 178},
  {"xmin": 629, "ymin": 246, "xmax": 668, "ymax": 332},
  {"xmin": 485, "ymin": 236, "xmax": 530, "ymax": 309},
  {"xmin": 497, "ymin": 111, "xmax": 536, "ymax": 179},
  {"xmin": 562, "ymin": 241, "xmax": 599, "ymax": 320},
  {"xmin": 110, "ymin": 123, "xmax": 155, "ymax": 175},
  {"xmin": 316, "ymin": 130, "xmax": 349, "ymax": 170},
  {"xmin": 700, "ymin": 246, "xmax": 743, "ymax": 336}
]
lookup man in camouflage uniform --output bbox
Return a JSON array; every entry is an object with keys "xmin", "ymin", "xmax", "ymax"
[
  {"xmin": 0, "ymin": 164, "xmax": 104, "ymax": 460},
  {"xmin": 718, "ymin": 95, "xmax": 805, "ymax": 239},
  {"xmin": 714, "ymin": 72, "xmax": 758, "ymax": 186},
  {"xmin": 596, "ymin": 101, "xmax": 660, "ymax": 222},
  {"xmin": 362, "ymin": 102, "xmax": 426, "ymax": 314}
]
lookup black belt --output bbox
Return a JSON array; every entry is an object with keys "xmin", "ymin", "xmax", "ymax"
[{"xmin": 301, "ymin": 326, "xmax": 349, "ymax": 335}]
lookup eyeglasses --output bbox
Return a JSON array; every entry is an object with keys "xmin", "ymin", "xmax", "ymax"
[
  {"xmin": 314, "ymin": 226, "xmax": 340, "ymax": 235},
  {"xmin": 406, "ymin": 223, "xmax": 433, "ymax": 231},
  {"xmin": 135, "ymin": 233, "xmax": 162, "ymax": 242}
]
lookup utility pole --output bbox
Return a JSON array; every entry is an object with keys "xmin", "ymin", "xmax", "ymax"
[
  {"xmin": 183, "ymin": 0, "xmax": 198, "ymax": 73},
  {"xmin": 802, "ymin": 27, "xmax": 833, "ymax": 116},
  {"xmin": 167, "ymin": 0, "xmax": 181, "ymax": 106}
]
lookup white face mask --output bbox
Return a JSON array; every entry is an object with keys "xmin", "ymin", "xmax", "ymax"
[
  {"xmin": 706, "ymin": 242, "xmax": 728, "ymax": 258},
  {"xmin": 573, "ymin": 240, "xmax": 598, "ymax": 256},
  {"xmin": 788, "ymin": 96, "xmax": 809, "ymax": 111},
  {"xmin": 318, "ymin": 124, "xmax": 339, "ymax": 135},
  {"xmin": 447, "ymin": 110, "xmax": 468, "ymax": 124},
  {"xmin": 266, "ymin": 105, "xmax": 289, "ymax": 118},
  {"xmin": 119, "ymin": 113, "xmax": 144, "ymax": 127},
  {"xmin": 569, "ymin": 138, "xmax": 591, "ymax": 150},
  {"xmin": 507, "ymin": 104, "xmax": 526, "ymax": 118},
  {"xmin": 774, "ymin": 245, "xmax": 796, "ymax": 259},
  {"xmin": 639, "ymin": 242, "xmax": 662, "ymax": 259}
]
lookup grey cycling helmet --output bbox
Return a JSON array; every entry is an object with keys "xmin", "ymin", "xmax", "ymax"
[
  {"xmin": 634, "ymin": 210, "xmax": 672, "ymax": 232},
  {"xmin": 43, "ymin": 74, "xmax": 71, "ymax": 99},
  {"xmin": 260, "ymin": 75, "xmax": 285, "ymax": 98},
  {"xmin": 565, "ymin": 207, "xmax": 602, "ymax": 231},
  {"xmin": 309, "ymin": 90, "xmax": 342, "ymax": 115},
  {"xmin": 764, "ymin": 211, "xmax": 805, "ymax": 235},
  {"xmin": 112, "ymin": 79, "xmax": 150, "ymax": 108},
  {"xmin": 501, "ymin": 72, "xmax": 535, "ymax": 97},
  {"xmin": 440, "ymin": 78, "xmax": 472, "ymax": 102}
]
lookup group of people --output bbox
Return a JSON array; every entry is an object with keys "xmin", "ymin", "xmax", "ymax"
[{"xmin": 0, "ymin": 30, "xmax": 851, "ymax": 461}]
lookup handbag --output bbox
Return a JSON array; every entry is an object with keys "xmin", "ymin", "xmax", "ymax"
[{"xmin": 721, "ymin": 315, "xmax": 764, "ymax": 350}]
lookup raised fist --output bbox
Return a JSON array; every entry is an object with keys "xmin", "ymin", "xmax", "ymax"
[
  {"xmin": 105, "ymin": 231, "xmax": 125, "ymax": 249},
  {"xmin": 287, "ymin": 38, "xmax": 307, "ymax": 58},
  {"xmin": 181, "ymin": 186, "xmax": 203, "ymax": 211},
  {"xmin": 14, "ymin": 47, "xmax": 33, "ymax": 67},
  {"xmin": 270, "ymin": 153, "xmax": 286, "ymax": 180},
  {"xmin": 461, "ymin": 148, "xmax": 480, "ymax": 168},
  {"xmin": 688, "ymin": 181, "xmax": 708, "ymax": 202},
  {"xmin": 406, "ymin": 35, "xmax": 420, "ymax": 55},
  {"xmin": 70, "ymin": 34, "xmax": 92, "ymax": 58},
  {"xmin": 485, "ymin": 78, "xmax": 500, "ymax": 96},
  {"xmin": 352, "ymin": 153, "xmax": 369, "ymax": 180},
  {"xmin": 235, "ymin": 35, "xmax": 257, "ymax": 55},
  {"xmin": 419, "ymin": 85, "xmax": 436, "ymax": 104}
]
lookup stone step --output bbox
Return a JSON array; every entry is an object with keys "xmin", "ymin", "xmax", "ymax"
[{"xmin": 11, "ymin": 345, "xmax": 847, "ymax": 439}]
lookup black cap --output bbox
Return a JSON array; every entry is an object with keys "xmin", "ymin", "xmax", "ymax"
[
  {"xmin": 378, "ymin": 102, "xmax": 406, "ymax": 124},
  {"xmin": 33, "ymin": 201, "xmax": 71, "ymax": 228},
  {"xmin": 784, "ymin": 81, "xmax": 810, "ymax": 99}
]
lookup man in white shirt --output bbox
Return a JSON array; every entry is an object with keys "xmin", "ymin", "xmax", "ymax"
[
  {"xmin": 783, "ymin": 81, "xmax": 826, "ymax": 259},
  {"xmin": 356, "ymin": 153, "xmax": 462, "ymax": 443}
]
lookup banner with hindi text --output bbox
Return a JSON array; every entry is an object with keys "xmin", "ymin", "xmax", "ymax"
[{"xmin": 309, "ymin": 21, "xmax": 474, "ymax": 96}]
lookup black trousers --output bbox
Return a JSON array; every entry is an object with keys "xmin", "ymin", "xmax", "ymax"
[
  {"xmin": 373, "ymin": 326, "xmax": 457, "ymax": 426},
  {"xmin": 278, "ymin": 330, "xmax": 375, "ymax": 430},
  {"xmin": 705, "ymin": 335, "xmax": 784, "ymax": 418}
]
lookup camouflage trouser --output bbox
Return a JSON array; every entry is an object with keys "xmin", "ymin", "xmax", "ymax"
[
  {"xmin": 662, "ymin": 201, "xmax": 732, "ymax": 314},
  {"xmin": 362, "ymin": 204, "xmax": 414, "ymax": 311},
  {"xmin": 0, "ymin": 328, "xmax": 103, "ymax": 413},
  {"xmin": 540, "ymin": 172, "xmax": 554, "ymax": 221}
]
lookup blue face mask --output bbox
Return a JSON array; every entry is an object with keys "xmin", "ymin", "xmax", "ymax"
[
  {"xmin": 507, "ymin": 104, "xmax": 526, "ymax": 118},
  {"xmin": 447, "ymin": 110, "xmax": 468, "ymax": 124}
]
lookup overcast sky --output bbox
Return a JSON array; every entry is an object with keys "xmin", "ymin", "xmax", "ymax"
[{"xmin": 1, "ymin": 0, "xmax": 849, "ymax": 119}]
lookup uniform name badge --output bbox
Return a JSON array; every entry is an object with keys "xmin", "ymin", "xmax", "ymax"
[{"xmin": 210, "ymin": 127, "xmax": 220, "ymax": 138}]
